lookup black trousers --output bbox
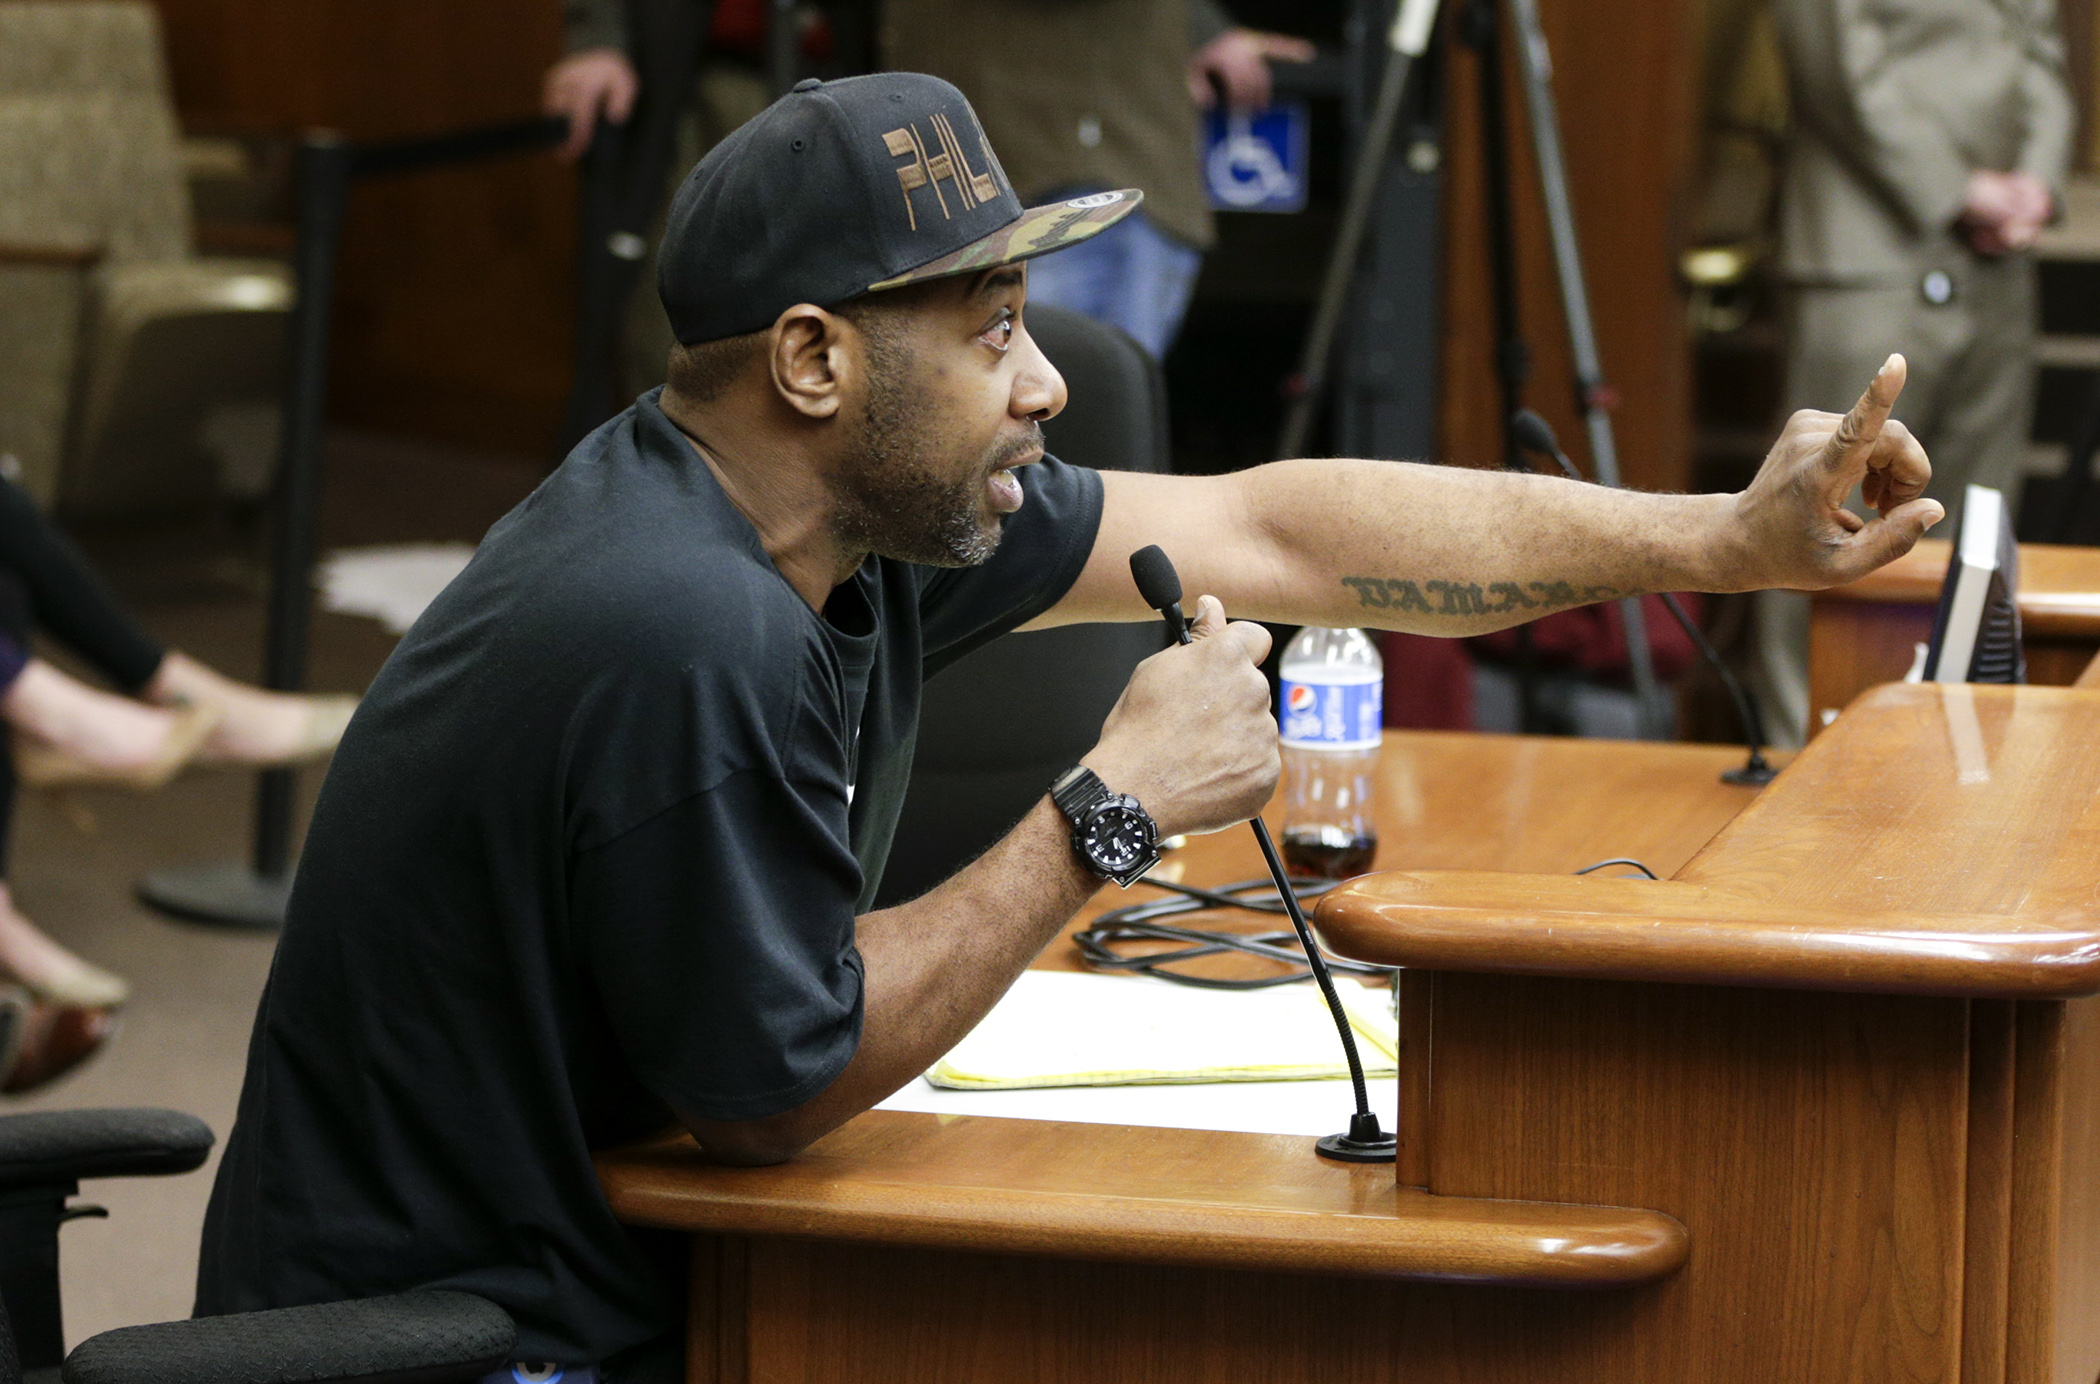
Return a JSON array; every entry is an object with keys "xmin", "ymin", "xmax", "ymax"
[{"xmin": 0, "ymin": 477, "xmax": 168, "ymax": 874}]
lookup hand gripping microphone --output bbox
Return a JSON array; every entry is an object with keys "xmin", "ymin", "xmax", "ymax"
[
  {"xmin": 1510, "ymin": 410, "xmax": 1777, "ymax": 787},
  {"xmin": 1127, "ymin": 545, "xmax": 1397, "ymax": 1163}
]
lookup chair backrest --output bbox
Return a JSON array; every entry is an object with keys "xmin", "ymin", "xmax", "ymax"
[
  {"xmin": 876, "ymin": 305, "xmax": 1170, "ymax": 906},
  {"xmin": 0, "ymin": 2, "xmax": 189, "ymax": 262}
]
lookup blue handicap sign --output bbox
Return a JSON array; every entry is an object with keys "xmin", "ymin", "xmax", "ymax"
[{"xmin": 1202, "ymin": 102, "xmax": 1309, "ymax": 214}]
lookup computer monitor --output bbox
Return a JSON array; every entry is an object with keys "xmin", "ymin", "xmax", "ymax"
[{"xmin": 1922, "ymin": 484, "xmax": 2024, "ymax": 684}]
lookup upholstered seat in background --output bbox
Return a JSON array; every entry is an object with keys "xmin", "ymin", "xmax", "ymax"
[
  {"xmin": 0, "ymin": 2, "xmax": 290, "ymax": 514},
  {"xmin": 876, "ymin": 305, "xmax": 1172, "ymax": 907}
]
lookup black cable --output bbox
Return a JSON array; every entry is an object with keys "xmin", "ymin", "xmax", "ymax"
[
  {"xmin": 1136, "ymin": 873, "xmax": 1341, "ymax": 913},
  {"xmin": 1078, "ymin": 862, "xmax": 1654, "ymax": 986},
  {"xmin": 1575, "ymin": 857, "xmax": 1658, "ymax": 878},
  {"xmin": 1073, "ymin": 879, "xmax": 1396, "ymax": 989}
]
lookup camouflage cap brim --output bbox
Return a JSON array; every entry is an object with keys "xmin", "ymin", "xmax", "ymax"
[{"xmin": 864, "ymin": 189, "xmax": 1144, "ymax": 292}]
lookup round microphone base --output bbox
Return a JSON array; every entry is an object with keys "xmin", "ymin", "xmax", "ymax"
[
  {"xmin": 1721, "ymin": 757, "xmax": 1779, "ymax": 787},
  {"xmin": 1315, "ymin": 1130, "xmax": 1398, "ymax": 1163}
]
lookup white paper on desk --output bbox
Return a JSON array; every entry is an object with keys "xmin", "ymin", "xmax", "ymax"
[{"xmin": 925, "ymin": 970, "xmax": 1397, "ymax": 1089}]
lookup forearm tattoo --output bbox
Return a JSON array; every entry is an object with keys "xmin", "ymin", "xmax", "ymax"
[{"xmin": 1340, "ymin": 575, "xmax": 1626, "ymax": 618}]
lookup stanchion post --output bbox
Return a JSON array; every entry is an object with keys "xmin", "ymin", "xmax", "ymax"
[
  {"xmin": 137, "ymin": 132, "xmax": 351, "ymax": 928},
  {"xmin": 252, "ymin": 133, "xmax": 351, "ymax": 879}
]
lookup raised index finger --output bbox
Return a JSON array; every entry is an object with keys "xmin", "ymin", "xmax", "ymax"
[{"xmin": 1823, "ymin": 353, "xmax": 1907, "ymax": 476}]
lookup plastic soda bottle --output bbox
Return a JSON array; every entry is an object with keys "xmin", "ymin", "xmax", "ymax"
[{"xmin": 1276, "ymin": 626, "xmax": 1383, "ymax": 879}]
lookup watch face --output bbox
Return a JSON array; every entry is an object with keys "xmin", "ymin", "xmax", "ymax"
[{"xmin": 1083, "ymin": 804, "xmax": 1154, "ymax": 873}]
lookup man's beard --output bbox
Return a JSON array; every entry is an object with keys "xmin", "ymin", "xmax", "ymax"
[{"xmin": 830, "ymin": 344, "xmax": 1028, "ymax": 569}]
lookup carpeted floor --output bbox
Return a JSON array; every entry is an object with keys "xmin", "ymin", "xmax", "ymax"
[{"xmin": 16, "ymin": 431, "xmax": 541, "ymax": 1347}]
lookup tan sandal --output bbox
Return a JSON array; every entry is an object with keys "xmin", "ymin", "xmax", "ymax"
[{"xmin": 13, "ymin": 701, "xmax": 220, "ymax": 792}]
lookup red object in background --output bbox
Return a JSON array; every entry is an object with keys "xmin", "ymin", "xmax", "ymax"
[
  {"xmin": 709, "ymin": 0, "xmax": 765, "ymax": 52},
  {"xmin": 1381, "ymin": 632, "xmax": 1475, "ymax": 731},
  {"xmin": 1472, "ymin": 594, "xmax": 1704, "ymax": 682},
  {"xmin": 709, "ymin": 0, "xmax": 833, "ymax": 62},
  {"xmin": 1380, "ymin": 594, "xmax": 1706, "ymax": 733}
]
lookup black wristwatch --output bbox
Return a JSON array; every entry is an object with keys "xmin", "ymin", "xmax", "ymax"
[{"xmin": 1049, "ymin": 766, "xmax": 1161, "ymax": 888}]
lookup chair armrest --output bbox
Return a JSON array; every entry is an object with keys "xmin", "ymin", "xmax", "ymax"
[
  {"xmin": 92, "ymin": 259, "xmax": 292, "ymax": 322},
  {"xmin": 0, "ymin": 1110, "xmax": 211, "ymax": 1190},
  {"xmin": 0, "ymin": 244, "xmax": 99, "ymax": 269},
  {"xmin": 62, "ymin": 1292, "xmax": 516, "ymax": 1384}
]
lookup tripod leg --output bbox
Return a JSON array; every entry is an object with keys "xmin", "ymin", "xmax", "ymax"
[
  {"xmin": 1461, "ymin": 0, "xmax": 1545, "ymax": 735},
  {"xmin": 1276, "ymin": 0, "xmax": 1443, "ymax": 461},
  {"xmin": 1503, "ymin": 0, "xmax": 1664, "ymax": 737}
]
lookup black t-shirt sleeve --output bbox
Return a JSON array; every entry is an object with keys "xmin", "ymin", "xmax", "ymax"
[
  {"xmin": 916, "ymin": 455, "xmax": 1104, "ymax": 678},
  {"xmin": 571, "ymin": 768, "xmax": 865, "ymax": 1125}
]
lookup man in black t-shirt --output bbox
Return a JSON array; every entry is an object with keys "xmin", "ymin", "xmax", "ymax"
[{"xmin": 199, "ymin": 73, "xmax": 1943, "ymax": 1380}]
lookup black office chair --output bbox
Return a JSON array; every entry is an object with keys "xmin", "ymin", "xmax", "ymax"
[
  {"xmin": 876, "ymin": 305, "xmax": 1171, "ymax": 905},
  {"xmin": 0, "ymin": 1107, "xmax": 512, "ymax": 1384}
]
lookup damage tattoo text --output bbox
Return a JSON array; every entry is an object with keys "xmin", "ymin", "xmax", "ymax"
[{"xmin": 1339, "ymin": 576, "xmax": 1625, "ymax": 617}]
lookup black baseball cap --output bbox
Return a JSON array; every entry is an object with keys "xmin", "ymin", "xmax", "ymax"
[{"xmin": 658, "ymin": 72, "xmax": 1142, "ymax": 344}]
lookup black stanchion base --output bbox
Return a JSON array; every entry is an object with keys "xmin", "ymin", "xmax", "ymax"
[{"xmin": 137, "ymin": 863, "xmax": 292, "ymax": 930}]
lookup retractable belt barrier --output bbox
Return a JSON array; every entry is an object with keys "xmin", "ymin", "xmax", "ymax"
[{"xmin": 137, "ymin": 117, "xmax": 568, "ymax": 930}]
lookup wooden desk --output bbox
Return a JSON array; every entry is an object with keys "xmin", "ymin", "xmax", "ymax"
[
  {"xmin": 596, "ymin": 734, "xmax": 1777, "ymax": 1384},
  {"xmin": 1319, "ymin": 683, "xmax": 2100, "ymax": 1384},
  {"xmin": 1809, "ymin": 539, "xmax": 2100, "ymax": 729}
]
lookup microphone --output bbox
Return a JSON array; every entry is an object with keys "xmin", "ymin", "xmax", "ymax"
[
  {"xmin": 1510, "ymin": 409, "xmax": 1569, "ymax": 476},
  {"xmin": 1508, "ymin": 411, "xmax": 1777, "ymax": 786},
  {"xmin": 1128, "ymin": 544, "xmax": 1188, "ymax": 641},
  {"xmin": 1125, "ymin": 546, "xmax": 1397, "ymax": 1163}
]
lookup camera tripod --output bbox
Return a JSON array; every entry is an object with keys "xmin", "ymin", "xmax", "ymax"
[{"xmin": 1279, "ymin": 0, "xmax": 1666, "ymax": 738}]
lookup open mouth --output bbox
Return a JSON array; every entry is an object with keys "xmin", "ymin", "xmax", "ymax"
[
  {"xmin": 986, "ymin": 467, "xmax": 1026, "ymax": 513},
  {"xmin": 983, "ymin": 440, "xmax": 1043, "ymax": 515}
]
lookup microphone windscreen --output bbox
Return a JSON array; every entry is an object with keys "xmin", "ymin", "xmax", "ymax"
[
  {"xmin": 1128, "ymin": 545, "xmax": 1183, "ymax": 611},
  {"xmin": 1509, "ymin": 408, "xmax": 1560, "ymax": 459}
]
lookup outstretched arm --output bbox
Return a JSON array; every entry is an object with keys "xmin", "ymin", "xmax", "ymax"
[{"xmin": 1029, "ymin": 355, "xmax": 1942, "ymax": 635}]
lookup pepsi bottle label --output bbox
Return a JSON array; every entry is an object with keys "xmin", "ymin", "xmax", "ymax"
[{"xmin": 1278, "ymin": 677, "xmax": 1382, "ymax": 750}]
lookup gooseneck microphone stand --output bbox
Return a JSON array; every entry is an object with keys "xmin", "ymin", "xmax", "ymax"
[
  {"xmin": 1129, "ymin": 547, "xmax": 1396, "ymax": 1164},
  {"xmin": 1510, "ymin": 410, "xmax": 1777, "ymax": 785}
]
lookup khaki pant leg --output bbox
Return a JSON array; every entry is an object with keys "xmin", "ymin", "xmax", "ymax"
[
  {"xmin": 1782, "ymin": 281, "xmax": 1946, "ymax": 420},
  {"xmin": 1921, "ymin": 253, "xmax": 2038, "ymax": 506}
]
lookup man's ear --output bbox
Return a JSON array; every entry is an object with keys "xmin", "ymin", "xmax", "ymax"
[{"xmin": 768, "ymin": 304, "xmax": 846, "ymax": 420}]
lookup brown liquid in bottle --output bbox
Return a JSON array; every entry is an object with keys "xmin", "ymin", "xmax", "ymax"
[{"xmin": 1280, "ymin": 827, "xmax": 1379, "ymax": 880}]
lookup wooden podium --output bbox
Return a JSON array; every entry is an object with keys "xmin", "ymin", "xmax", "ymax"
[
  {"xmin": 595, "ymin": 684, "xmax": 2100, "ymax": 1383},
  {"xmin": 1318, "ymin": 681, "xmax": 2100, "ymax": 1384}
]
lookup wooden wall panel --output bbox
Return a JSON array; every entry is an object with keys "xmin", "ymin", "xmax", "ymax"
[
  {"xmin": 1424, "ymin": 974, "xmax": 1971, "ymax": 1384},
  {"xmin": 1436, "ymin": 0, "xmax": 1697, "ymax": 495},
  {"xmin": 148, "ymin": 0, "xmax": 576, "ymax": 456}
]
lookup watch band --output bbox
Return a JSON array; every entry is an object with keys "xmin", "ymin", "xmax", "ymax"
[{"xmin": 1049, "ymin": 765, "xmax": 1111, "ymax": 823}]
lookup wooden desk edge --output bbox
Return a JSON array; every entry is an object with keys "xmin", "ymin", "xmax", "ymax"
[
  {"xmin": 598, "ymin": 1120, "xmax": 1689, "ymax": 1289},
  {"xmin": 1313, "ymin": 873, "xmax": 2100, "ymax": 999},
  {"xmin": 1817, "ymin": 539, "xmax": 2100, "ymax": 635}
]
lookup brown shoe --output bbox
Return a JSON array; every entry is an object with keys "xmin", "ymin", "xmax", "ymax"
[{"xmin": 1, "ymin": 997, "xmax": 114, "ymax": 1093}]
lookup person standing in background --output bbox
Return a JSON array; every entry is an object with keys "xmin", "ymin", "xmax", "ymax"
[
  {"xmin": 883, "ymin": 0, "xmax": 1311, "ymax": 358},
  {"xmin": 1757, "ymin": 0, "xmax": 2073, "ymax": 742},
  {"xmin": 544, "ymin": 0, "xmax": 776, "ymax": 402}
]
